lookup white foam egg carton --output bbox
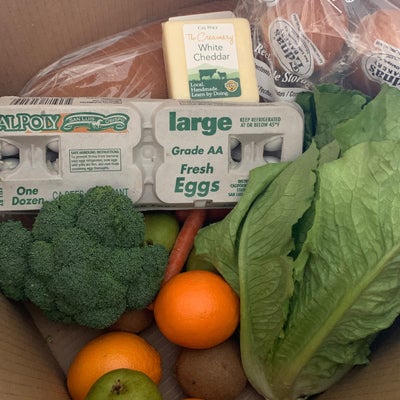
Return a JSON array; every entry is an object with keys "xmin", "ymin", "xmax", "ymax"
[{"xmin": 0, "ymin": 96, "xmax": 304, "ymax": 211}]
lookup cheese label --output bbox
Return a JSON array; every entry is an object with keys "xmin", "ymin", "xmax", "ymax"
[{"xmin": 182, "ymin": 23, "xmax": 242, "ymax": 100}]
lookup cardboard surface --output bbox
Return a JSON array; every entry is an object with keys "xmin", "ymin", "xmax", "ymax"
[
  {"xmin": 3, "ymin": 295, "xmax": 400, "ymax": 400},
  {"xmin": 0, "ymin": 295, "xmax": 69, "ymax": 400},
  {"xmin": 316, "ymin": 318, "xmax": 400, "ymax": 400},
  {"xmin": 0, "ymin": 0, "xmax": 215, "ymax": 97}
]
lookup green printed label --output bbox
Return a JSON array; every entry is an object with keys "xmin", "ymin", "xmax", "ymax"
[
  {"xmin": 168, "ymin": 145, "xmax": 224, "ymax": 198},
  {"xmin": 0, "ymin": 113, "xmax": 60, "ymax": 131},
  {"xmin": 174, "ymin": 160, "xmax": 220, "ymax": 198},
  {"xmin": 239, "ymin": 116, "xmax": 282, "ymax": 128},
  {"xmin": 11, "ymin": 186, "xmax": 45, "ymax": 206},
  {"xmin": 61, "ymin": 112, "xmax": 129, "ymax": 132},
  {"xmin": 169, "ymin": 112, "xmax": 232, "ymax": 135},
  {"xmin": 183, "ymin": 23, "xmax": 241, "ymax": 100}
]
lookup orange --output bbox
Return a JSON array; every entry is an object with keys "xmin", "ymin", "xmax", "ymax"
[
  {"xmin": 153, "ymin": 270, "xmax": 240, "ymax": 349},
  {"xmin": 66, "ymin": 331, "xmax": 161, "ymax": 400}
]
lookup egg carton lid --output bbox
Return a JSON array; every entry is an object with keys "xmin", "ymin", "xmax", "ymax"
[{"xmin": 0, "ymin": 96, "xmax": 304, "ymax": 211}]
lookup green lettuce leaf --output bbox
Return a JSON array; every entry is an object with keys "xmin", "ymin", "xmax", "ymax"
[
  {"xmin": 296, "ymin": 84, "xmax": 369, "ymax": 150},
  {"xmin": 195, "ymin": 161, "xmax": 289, "ymax": 293},
  {"xmin": 334, "ymin": 85, "xmax": 400, "ymax": 152},
  {"xmin": 238, "ymin": 143, "xmax": 318, "ymax": 398}
]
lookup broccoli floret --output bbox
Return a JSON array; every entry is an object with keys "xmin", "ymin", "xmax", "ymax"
[
  {"xmin": 108, "ymin": 244, "xmax": 169, "ymax": 309},
  {"xmin": 125, "ymin": 244, "xmax": 169, "ymax": 309},
  {"xmin": 0, "ymin": 186, "xmax": 170, "ymax": 329},
  {"xmin": 51, "ymin": 266, "xmax": 128, "ymax": 329},
  {"xmin": 32, "ymin": 192, "xmax": 83, "ymax": 241},
  {"xmin": 24, "ymin": 274, "xmax": 70, "ymax": 323},
  {"xmin": 0, "ymin": 221, "xmax": 33, "ymax": 300},
  {"xmin": 28, "ymin": 240, "xmax": 58, "ymax": 279},
  {"xmin": 76, "ymin": 186, "xmax": 145, "ymax": 249},
  {"xmin": 52, "ymin": 227, "xmax": 107, "ymax": 270}
]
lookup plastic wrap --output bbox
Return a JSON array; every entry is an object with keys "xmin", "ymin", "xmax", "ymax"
[
  {"xmin": 342, "ymin": 3, "xmax": 400, "ymax": 97},
  {"xmin": 20, "ymin": 0, "xmax": 238, "ymax": 99},
  {"xmin": 234, "ymin": 0, "xmax": 400, "ymax": 101}
]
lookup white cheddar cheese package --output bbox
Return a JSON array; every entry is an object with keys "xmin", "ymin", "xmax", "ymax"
[
  {"xmin": 162, "ymin": 11, "xmax": 259, "ymax": 102},
  {"xmin": 0, "ymin": 97, "xmax": 303, "ymax": 211}
]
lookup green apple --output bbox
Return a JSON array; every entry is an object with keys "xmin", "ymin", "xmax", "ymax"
[
  {"xmin": 85, "ymin": 368, "xmax": 162, "ymax": 400},
  {"xmin": 144, "ymin": 211, "xmax": 179, "ymax": 252}
]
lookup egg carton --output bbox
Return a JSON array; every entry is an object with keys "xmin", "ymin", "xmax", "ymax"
[{"xmin": 0, "ymin": 96, "xmax": 304, "ymax": 211}]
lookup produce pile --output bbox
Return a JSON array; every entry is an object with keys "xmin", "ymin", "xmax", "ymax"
[
  {"xmin": 0, "ymin": 184, "xmax": 242, "ymax": 399},
  {"xmin": 195, "ymin": 83, "xmax": 400, "ymax": 400}
]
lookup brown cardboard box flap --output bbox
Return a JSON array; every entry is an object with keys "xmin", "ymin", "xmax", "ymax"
[
  {"xmin": 0, "ymin": 295, "xmax": 69, "ymax": 400},
  {"xmin": 316, "ymin": 318, "xmax": 400, "ymax": 400}
]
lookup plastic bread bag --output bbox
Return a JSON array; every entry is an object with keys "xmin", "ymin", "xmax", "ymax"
[
  {"xmin": 234, "ymin": 0, "xmax": 351, "ymax": 102},
  {"xmin": 234, "ymin": 0, "xmax": 400, "ymax": 101},
  {"xmin": 19, "ymin": 0, "xmax": 238, "ymax": 99},
  {"xmin": 339, "ymin": 0, "xmax": 400, "ymax": 97}
]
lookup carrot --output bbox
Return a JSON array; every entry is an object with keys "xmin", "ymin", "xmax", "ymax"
[{"xmin": 162, "ymin": 208, "xmax": 207, "ymax": 285}]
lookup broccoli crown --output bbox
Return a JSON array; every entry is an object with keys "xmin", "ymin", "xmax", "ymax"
[
  {"xmin": 27, "ymin": 227, "xmax": 168, "ymax": 329},
  {"xmin": 0, "ymin": 186, "xmax": 170, "ymax": 329},
  {"xmin": 0, "ymin": 220, "xmax": 33, "ymax": 300}
]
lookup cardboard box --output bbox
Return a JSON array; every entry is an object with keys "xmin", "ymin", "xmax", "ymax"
[{"xmin": 0, "ymin": 1, "xmax": 399, "ymax": 399}]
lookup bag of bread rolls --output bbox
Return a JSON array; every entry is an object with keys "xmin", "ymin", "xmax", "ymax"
[
  {"xmin": 235, "ymin": 0, "xmax": 400, "ymax": 101},
  {"xmin": 20, "ymin": 0, "xmax": 238, "ymax": 99},
  {"xmin": 235, "ymin": 0, "xmax": 350, "ymax": 102},
  {"xmin": 342, "ymin": 2, "xmax": 400, "ymax": 97}
]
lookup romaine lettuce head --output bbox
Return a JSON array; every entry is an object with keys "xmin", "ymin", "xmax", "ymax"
[
  {"xmin": 195, "ymin": 85, "xmax": 400, "ymax": 400},
  {"xmin": 249, "ymin": 140, "xmax": 400, "ymax": 400}
]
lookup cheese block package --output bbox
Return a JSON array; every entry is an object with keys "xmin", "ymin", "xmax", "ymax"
[
  {"xmin": 0, "ymin": 97, "xmax": 303, "ymax": 212},
  {"xmin": 162, "ymin": 11, "xmax": 259, "ymax": 102}
]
